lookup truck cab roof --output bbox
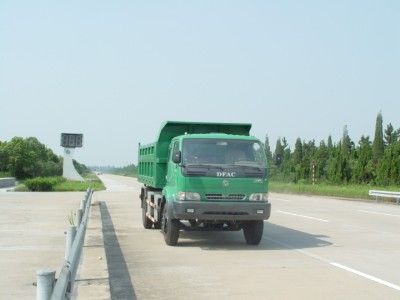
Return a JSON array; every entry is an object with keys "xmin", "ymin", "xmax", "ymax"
[{"xmin": 174, "ymin": 133, "xmax": 260, "ymax": 141}]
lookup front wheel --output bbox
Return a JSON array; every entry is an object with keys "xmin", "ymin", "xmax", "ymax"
[
  {"xmin": 161, "ymin": 204, "xmax": 180, "ymax": 246},
  {"xmin": 243, "ymin": 220, "xmax": 264, "ymax": 245}
]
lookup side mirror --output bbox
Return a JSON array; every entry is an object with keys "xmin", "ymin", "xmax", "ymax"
[{"xmin": 172, "ymin": 151, "xmax": 181, "ymax": 164}]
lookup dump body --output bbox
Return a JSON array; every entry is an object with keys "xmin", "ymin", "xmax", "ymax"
[{"xmin": 138, "ymin": 121, "xmax": 251, "ymax": 189}]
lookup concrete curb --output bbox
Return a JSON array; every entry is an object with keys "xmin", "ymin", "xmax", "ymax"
[
  {"xmin": 0, "ymin": 177, "xmax": 16, "ymax": 188},
  {"xmin": 74, "ymin": 201, "xmax": 111, "ymax": 299}
]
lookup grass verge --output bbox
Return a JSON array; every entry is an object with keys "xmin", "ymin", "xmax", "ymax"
[
  {"xmin": 53, "ymin": 178, "xmax": 105, "ymax": 191},
  {"xmin": 0, "ymin": 171, "xmax": 12, "ymax": 178},
  {"xmin": 14, "ymin": 184, "xmax": 29, "ymax": 192},
  {"xmin": 269, "ymin": 181, "xmax": 400, "ymax": 200},
  {"xmin": 17, "ymin": 173, "xmax": 106, "ymax": 192}
]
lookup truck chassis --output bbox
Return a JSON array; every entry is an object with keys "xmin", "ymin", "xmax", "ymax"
[{"xmin": 140, "ymin": 187, "xmax": 268, "ymax": 246}]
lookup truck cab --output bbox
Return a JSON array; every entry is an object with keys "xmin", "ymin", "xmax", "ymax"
[{"xmin": 138, "ymin": 122, "xmax": 271, "ymax": 246}]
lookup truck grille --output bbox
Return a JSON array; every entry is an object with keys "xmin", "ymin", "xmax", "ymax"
[{"xmin": 205, "ymin": 194, "xmax": 246, "ymax": 201}]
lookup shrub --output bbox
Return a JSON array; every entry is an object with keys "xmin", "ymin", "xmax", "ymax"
[{"xmin": 24, "ymin": 176, "xmax": 65, "ymax": 191}]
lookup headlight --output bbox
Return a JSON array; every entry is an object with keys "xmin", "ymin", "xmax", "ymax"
[
  {"xmin": 176, "ymin": 192, "xmax": 201, "ymax": 201},
  {"xmin": 249, "ymin": 193, "xmax": 268, "ymax": 201}
]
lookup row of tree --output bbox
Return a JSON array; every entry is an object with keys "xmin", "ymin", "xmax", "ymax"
[
  {"xmin": 265, "ymin": 112, "xmax": 400, "ymax": 186},
  {"xmin": 0, "ymin": 137, "xmax": 89, "ymax": 179}
]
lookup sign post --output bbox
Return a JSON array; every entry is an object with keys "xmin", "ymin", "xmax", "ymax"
[{"xmin": 61, "ymin": 133, "xmax": 84, "ymax": 181}]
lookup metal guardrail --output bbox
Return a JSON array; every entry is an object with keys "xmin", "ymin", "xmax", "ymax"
[
  {"xmin": 36, "ymin": 188, "xmax": 94, "ymax": 300},
  {"xmin": 369, "ymin": 190, "xmax": 400, "ymax": 205}
]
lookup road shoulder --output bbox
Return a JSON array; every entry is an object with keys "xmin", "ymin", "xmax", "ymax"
[{"xmin": 75, "ymin": 201, "xmax": 110, "ymax": 299}]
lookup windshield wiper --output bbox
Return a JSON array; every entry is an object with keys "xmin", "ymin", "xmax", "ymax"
[
  {"xmin": 183, "ymin": 164, "xmax": 224, "ymax": 171},
  {"xmin": 225, "ymin": 164, "xmax": 263, "ymax": 172}
]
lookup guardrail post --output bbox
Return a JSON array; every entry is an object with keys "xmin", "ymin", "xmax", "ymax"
[
  {"xmin": 36, "ymin": 269, "xmax": 55, "ymax": 300},
  {"xmin": 80, "ymin": 198, "xmax": 85, "ymax": 211},
  {"xmin": 76, "ymin": 209, "xmax": 83, "ymax": 227},
  {"xmin": 35, "ymin": 188, "xmax": 94, "ymax": 299},
  {"xmin": 65, "ymin": 226, "xmax": 77, "ymax": 261}
]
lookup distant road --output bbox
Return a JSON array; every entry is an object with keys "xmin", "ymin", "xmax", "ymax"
[
  {"xmin": 99, "ymin": 174, "xmax": 140, "ymax": 192},
  {"xmin": 96, "ymin": 174, "xmax": 400, "ymax": 299}
]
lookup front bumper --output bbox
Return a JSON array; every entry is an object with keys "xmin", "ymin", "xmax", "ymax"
[{"xmin": 169, "ymin": 200, "xmax": 271, "ymax": 221}]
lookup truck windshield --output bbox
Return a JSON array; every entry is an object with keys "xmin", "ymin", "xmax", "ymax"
[{"xmin": 182, "ymin": 139, "xmax": 266, "ymax": 168}]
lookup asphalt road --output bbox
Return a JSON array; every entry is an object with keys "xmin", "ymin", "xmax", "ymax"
[
  {"xmin": 2, "ymin": 175, "xmax": 398, "ymax": 299},
  {"xmin": 0, "ymin": 191, "xmax": 82, "ymax": 299},
  {"xmin": 97, "ymin": 174, "xmax": 400, "ymax": 299}
]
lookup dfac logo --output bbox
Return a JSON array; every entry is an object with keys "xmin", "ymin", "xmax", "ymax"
[
  {"xmin": 217, "ymin": 172, "xmax": 236, "ymax": 177},
  {"xmin": 222, "ymin": 180, "xmax": 229, "ymax": 187}
]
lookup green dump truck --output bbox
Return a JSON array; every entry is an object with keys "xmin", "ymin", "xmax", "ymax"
[{"xmin": 138, "ymin": 121, "xmax": 271, "ymax": 246}]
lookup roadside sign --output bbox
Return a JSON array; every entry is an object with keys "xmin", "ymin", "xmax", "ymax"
[{"xmin": 61, "ymin": 133, "xmax": 83, "ymax": 148}]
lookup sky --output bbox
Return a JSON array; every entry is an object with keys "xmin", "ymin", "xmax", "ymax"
[{"xmin": 1, "ymin": 1, "xmax": 399, "ymax": 166}]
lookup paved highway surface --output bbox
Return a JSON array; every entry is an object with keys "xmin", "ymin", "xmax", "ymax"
[
  {"xmin": 0, "ymin": 191, "xmax": 82, "ymax": 299},
  {"xmin": 95, "ymin": 174, "xmax": 400, "ymax": 299}
]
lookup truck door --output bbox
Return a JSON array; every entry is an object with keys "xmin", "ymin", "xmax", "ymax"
[{"xmin": 166, "ymin": 140, "xmax": 180, "ymax": 195}]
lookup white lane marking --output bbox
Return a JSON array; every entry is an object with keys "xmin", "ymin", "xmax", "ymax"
[
  {"xmin": 330, "ymin": 262, "xmax": 400, "ymax": 291},
  {"xmin": 358, "ymin": 210, "xmax": 400, "ymax": 218},
  {"xmin": 265, "ymin": 237, "xmax": 331, "ymax": 263},
  {"xmin": 265, "ymin": 237, "xmax": 400, "ymax": 292},
  {"xmin": 276, "ymin": 210, "xmax": 330, "ymax": 222}
]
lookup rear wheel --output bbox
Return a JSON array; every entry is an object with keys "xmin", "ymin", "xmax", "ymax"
[
  {"xmin": 161, "ymin": 204, "xmax": 180, "ymax": 246},
  {"xmin": 154, "ymin": 212, "xmax": 162, "ymax": 229},
  {"xmin": 243, "ymin": 220, "xmax": 264, "ymax": 245},
  {"xmin": 142, "ymin": 200, "xmax": 153, "ymax": 229}
]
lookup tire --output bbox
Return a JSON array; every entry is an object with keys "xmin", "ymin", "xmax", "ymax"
[
  {"xmin": 243, "ymin": 220, "xmax": 264, "ymax": 245},
  {"xmin": 161, "ymin": 204, "xmax": 180, "ymax": 246},
  {"xmin": 154, "ymin": 213, "xmax": 162, "ymax": 229},
  {"xmin": 142, "ymin": 200, "xmax": 153, "ymax": 229}
]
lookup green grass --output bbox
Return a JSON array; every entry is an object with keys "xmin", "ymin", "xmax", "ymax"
[
  {"xmin": 83, "ymin": 172, "xmax": 100, "ymax": 180},
  {"xmin": 0, "ymin": 171, "xmax": 11, "ymax": 178},
  {"xmin": 24, "ymin": 176, "xmax": 65, "ymax": 191},
  {"xmin": 53, "ymin": 179, "xmax": 105, "ymax": 191},
  {"xmin": 269, "ymin": 181, "xmax": 400, "ymax": 200},
  {"xmin": 14, "ymin": 184, "xmax": 29, "ymax": 192},
  {"xmin": 17, "ymin": 173, "xmax": 106, "ymax": 192},
  {"xmin": 53, "ymin": 173, "xmax": 105, "ymax": 191}
]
